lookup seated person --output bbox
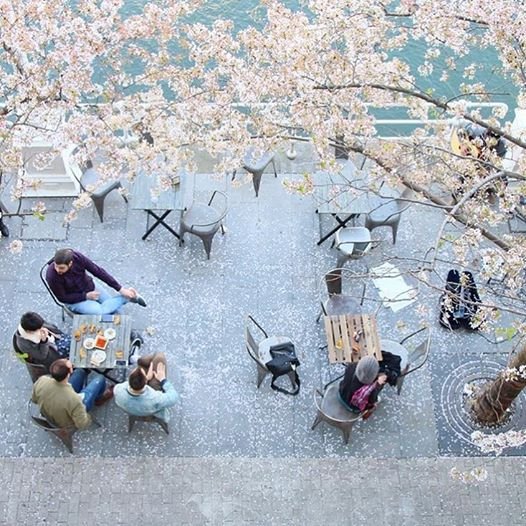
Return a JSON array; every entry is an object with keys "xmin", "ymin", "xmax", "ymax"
[
  {"xmin": 338, "ymin": 356, "xmax": 387, "ymax": 413},
  {"xmin": 45, "ymin": 248, "xmax": 147, "ymax": 315},
  {"xmin": 114, "ymin": 353, "xmax": 178, "ymax": 422},
  {"xmin": 14, "ymin": 312, "xmax": 71, "ymax": 371},
  {"xmin": 31, "ymin": 359, "xmax": 113, "ymax": 430}
]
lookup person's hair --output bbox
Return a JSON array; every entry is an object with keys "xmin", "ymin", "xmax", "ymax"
[
  {"xmin": 20, "ymin": 312, "xmax": 45, "ymax": 332},
  {"xmin": 355, "ymin": 356, "xmax": 379, "ymax": 384},
  {"xmin": 54, "ymin": 248, "xmax": 74, "ymax": 265},
  {"xmin": 49, "ymin": 359, "xmax": 71, "ymax": 382},
  {"xmin": 128, "ymin": 367, "xmax": 147, "ymax": 391}
]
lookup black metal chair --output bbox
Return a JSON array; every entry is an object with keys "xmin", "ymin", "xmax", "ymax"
[
  {"xmin": 128, "ymin": 414, "xmax": 169, "ymax": 435},
  {"xmin": 232, "ymin": 150, "xmax": 277, "ymax": 197},
  {"xmin": 40, "ymin": 258, "xmax": 75, "ymax": 321},
  {"xmin": 13, "ymin": 334, "xmax": 48, "ymax": 383}
]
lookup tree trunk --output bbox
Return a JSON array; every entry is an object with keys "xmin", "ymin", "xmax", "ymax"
[{"xmin": 471, "ymin": 348, "xmax": 526, "ymax": 425}]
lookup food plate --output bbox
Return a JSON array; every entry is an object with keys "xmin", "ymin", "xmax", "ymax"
[
  {"xmin": 94, "ymin": 335, "xmax": 108, "ymax": 349},
  {"xmin": 104, "ymin": 328, "xmax": 116, "ymax": 340},
  {"xmin": 91, "ymin": 350, "xmax": 107, "ymax": 366},
  {"xmin": 83, "ymin": 337, "xmax": 95, "ymax": 350}
]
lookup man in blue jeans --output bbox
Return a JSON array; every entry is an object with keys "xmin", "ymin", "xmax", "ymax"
[
  {"xmin": 45, "ymin": 248, "xmax": 147, "ymax": 315},
  {"xmin": 31, "ymin": 359, "xmax": 113, "ymax": 429}
]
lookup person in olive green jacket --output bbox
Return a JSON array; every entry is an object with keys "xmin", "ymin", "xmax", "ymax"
[{"xmin": 31, "ymin": 359, "xmax": 112, "ymax": 429}]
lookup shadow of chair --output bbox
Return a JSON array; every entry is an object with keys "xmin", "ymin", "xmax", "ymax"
[
  {"xmin": 334, "ymin": 226, "xmax": 378, "ymax": 269},
  {"xmin": 40, "ymin": 258, "xmax": 75, "ymax": 321},
  {"xmin": 179, "ymin": 190, "xmax": 228, "ymax": 259},
  {"xmin": 364, "ymin": 187, "xmax": 413, "ymax": 244},
  {"xmin": 78, "ymin": 161, "xmax": 128, "ymax": 222},
  {"xmin": 244, "ymin": 315, "xmax": 297, "ymax": 391},
  {"xmin": 317, "ymin": 268, "xmax": 367, "ymax": 323},
  {"xmin": 128, "ymin": 414, "xmax": 169, "ymax": 435},
  {"xmin": 311, "ymin": 380, "xmax": 363, "ymax": 444},
  {"xmin": 232, "ymin": 150, "xmax": 277, "ymax": 197},
  {"xmin": 27, "ymin": 400, "xmax": 101, "ymax": 453},
  {"xmin": 13, "ymin": 334, "xmax": 48, "ymax": 383}
]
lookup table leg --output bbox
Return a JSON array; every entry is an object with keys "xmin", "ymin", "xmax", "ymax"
[
  {"xmin": 142, "ymin": 210, "xmax": 181, "ymax": 240},
  {"xmin": 317, "ymin": 213, "xmax": 357, "ymax": 245}
]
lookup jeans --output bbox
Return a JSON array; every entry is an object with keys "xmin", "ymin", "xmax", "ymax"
[
  {"xmin": 69, "ymin": 369, "xmax": 107, "ymax": 411},
  {"xmin": 66, "ymin": 287, "xmax": 128, "ymax": 315}
]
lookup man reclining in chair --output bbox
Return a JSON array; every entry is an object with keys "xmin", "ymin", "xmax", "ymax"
[{"xmin": 46, "ymin": 248, "xmax": 147, "ymax": 315}]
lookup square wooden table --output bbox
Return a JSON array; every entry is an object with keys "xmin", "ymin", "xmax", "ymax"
[
  {"xmin": 324, "ymin": 314, "xmax": 382, "ymax": 364},
  {"xmin": 69, "ymin": 314, "xmax": 132, "ymax": 370}
]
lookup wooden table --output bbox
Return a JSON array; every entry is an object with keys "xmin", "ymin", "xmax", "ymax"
[
  {"xmin": 324, "ymin": 314, "xmax": 382, "ymax": 364},
  {"xmin": 69, "ymin": 314, "xmax": 132, "ymax": 372},
  {"xmin": 130, "ymin": 169, "xmax": 193, "ymax": 240}
]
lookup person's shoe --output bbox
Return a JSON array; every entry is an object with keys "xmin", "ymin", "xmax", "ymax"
[
  {"xmin": 0, "ymin": 220, "xmax": 9, "ymax": 238},
  {"xmin": 95, "ymin": 385, "xmax": 114, "ymax": 406},
  {"xmin": 130, "ymin": 330, "xmax": 144, "ymax": 346},
  {"xmin": 130, "ymin": 293, "xmax": 147, "ymax": 307}
]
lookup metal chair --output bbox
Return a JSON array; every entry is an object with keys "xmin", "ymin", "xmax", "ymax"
[
  {"xmin": 128, "ymin": 414, "xmax": 169, "ymax": 435},
  {"xmin": 395, "ymin": 327, "xmax": 431, "ymax": 395},
  {"xmin": 311, "ymin": 380, "xmax": 363, "ymax": 444},
  {"xmin": 179, "ymin": 190, "xmax": 228, "ymax": 259},
  {"xmin": 13, "ymin": 334, "xmax": 48, "ymax": 383},
  {"xmin": 78, "ymin": 161, "xmax": 128, "ymax": 222},
  {"xmin": 244, "ymin": 315, "xmax": 297, "ymax": 391},
  {"xmin": 232, "ymin": 149, "xmax": 277, "ymax": 197},
  {"xmin": 364, "ymin": 187, "xmax": 413, "ymax": 244},
  {"xmin": 27, "ymin": 400, "xmax": 100, "ymax": 453},
  {"xmin": 334, "ymin": 226, "xmax": 377, "ymax": 268},
  {"xmin": 317, "ymin": 268, "xmax": 367, "ymax": 323},
  {"xmin": 40, "ymin": 258, "xmax": 75, "ymax": 321}
]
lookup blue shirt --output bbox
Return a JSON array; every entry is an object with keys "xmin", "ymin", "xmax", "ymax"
[{"xmin": 114, "ymin": 380, "xmax": 179, "ymax": 422}]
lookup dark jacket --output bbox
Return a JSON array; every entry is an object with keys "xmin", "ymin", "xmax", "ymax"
[
  {"xmin": 339, "ymin": 362, "xmax": 381, "ymax": 411},
  {"xmin": 46, "ymin": 251, "xmax": 122, "ymax": 304},
  {"xmin": 14, "ymin": 324, "xmax": 62, "ymax": 371}
]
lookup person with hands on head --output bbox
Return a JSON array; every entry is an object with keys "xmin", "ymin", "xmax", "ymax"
[
  {"xmin": 46, "ymin": 248, "xmax": 147, "ymax": 315},
  {"xmin": 114, "ymin": 352, "xmax": 179, "ymax": 422}
]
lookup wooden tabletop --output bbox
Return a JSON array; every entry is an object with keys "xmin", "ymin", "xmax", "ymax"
[
  {"xmin": 324, "ymin": 313, "xmax": 382, "ymax": 364},
  {"xmin": 69, "ymin": 314, "xmax": 132, "ymax": 370}
]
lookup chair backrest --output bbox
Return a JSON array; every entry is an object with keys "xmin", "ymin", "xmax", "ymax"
[
  {"xmin": 399, "ymin": 327, "xmax": 431, "ymax": 375},
  {"xmin": 13, "ymin": 333, "xmax": 48, "ymax": 382},
  {"xmin": 325, "ymin": 269, "xmax": 343, "ymax": 296},
  {"xmin": 321, "ymin": 268, "xmax": 367, "ymax": 306},
  {"xmin": 40, "ymin": 258, "xmax": 75, "ymax": 319},
  {"xmin": 206, "ymin": 190, "xmax": 228, "ymax": 224},
  {"xmin": 244, "ymin": 315, "xmax": 268, "ymax": 365}
]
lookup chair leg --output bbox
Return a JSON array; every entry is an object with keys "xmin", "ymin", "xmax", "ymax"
[
  {"xmin": 271, "ymin": 159, "xmax": 277, "ymax": 178},
  {"xmin": 342, "ymin": 423, "xmax": 353, "ymax": 445},
  {"xmin": 391, "ymin": 221, "xmax": 399, "ymax": 244},
  {"xmin": 91, "ymin": 196, "xmax": 105, "ymax": 222},
  {"xmin": 201, "ymin": 234, "xmax": 214, "ymax": 259},
  {"xmin": 256, "ymin": 366, "xmax": 267, "ymax": 388},
  {"xmin": 252, "ymin": 173, "xmax": 262, "ymax": 197},
  {"xmin": 158, "ymin": 420, "xmax": 170, "ymax": 435},
  {"xmin": 128, "ymin": 416, "xmax": 135, "ymax": 433},
  {"xmin": 55, "ymin": 429, "xmax": 74, "ymax": 453},
  {"xmin": 311, "ymin": 412, "xmax": 322, "ymax": 430},
  {"xmin": 232, "ymin": 169, "xmax": 237, "ymax": 181}
]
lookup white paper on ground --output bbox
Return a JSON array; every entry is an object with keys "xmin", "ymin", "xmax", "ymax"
[{"xmin": 371, "ymin": 262, "xmax": 417, "ymax": 312}]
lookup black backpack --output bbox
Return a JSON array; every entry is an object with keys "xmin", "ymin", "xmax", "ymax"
[{"xmin": 439, "ymin": 269, "xmax": 481, "ymax": 330}]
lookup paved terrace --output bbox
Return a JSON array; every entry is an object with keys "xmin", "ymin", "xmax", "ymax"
[{"xmin": 0, "ymin": 161, "xmax": 525, "ymax": 524}]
